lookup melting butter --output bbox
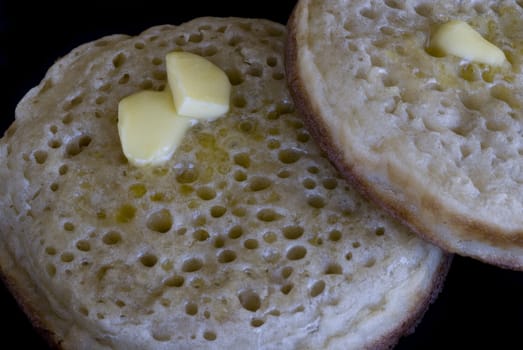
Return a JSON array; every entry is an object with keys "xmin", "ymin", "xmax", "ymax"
[
  {"xmin": 118, "ymin": 52, "xmax": 231, "ymax": 167},
  {"xmin": 428, "ymin": 20, "xmax": 506, "ymax": 66},
  {"xmin": 118, "ymin": 89, "xmax": 193, "ymax": 166},
  {"xmin": 166, "ymin": 51, "xmax": 231, "ymax": 119}
]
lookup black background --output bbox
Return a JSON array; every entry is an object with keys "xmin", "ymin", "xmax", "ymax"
[{"xmin": 0, "ymin": 1, "xmax": 522, "ymax": 349}]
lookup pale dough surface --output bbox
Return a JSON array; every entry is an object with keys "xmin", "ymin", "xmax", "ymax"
[
  {"xmin": 287, "ymin": 0, "xmax": 523, "ymax": 269},
  {"xmin": 0, "ymin": 17, "xmax": 447, "ymax": 349}
]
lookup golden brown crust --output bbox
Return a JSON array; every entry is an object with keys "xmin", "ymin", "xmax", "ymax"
[
  {"xmin": 286, "ymin": 6, "xmax": 454, "ymax": 348},
  {"xmin": 285, "ymin": 1, "xmax": 372, "ymax": 199},
  {"xmin": 370, "ymin": 253, "xmax": 453, "ymax": 350},
  {"xmin": 285, "ymin": 0, "xmax": 523, "ymax": 270},
  {"xmin": 0, "ymin": 247, "xmax": 63, "ymax": 349}
]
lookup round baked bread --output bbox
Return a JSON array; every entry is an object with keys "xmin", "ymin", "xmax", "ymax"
[
  {"xmin": 0, "ymin": 17, "xmax": 449, "ymax": 349},
  {"xmin": 286, "ymin": 0, "xmax": 523, "ymax": 269}
]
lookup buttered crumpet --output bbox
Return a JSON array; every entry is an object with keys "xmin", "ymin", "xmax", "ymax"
[
  {"xmin": 287, "ymin": 0, "xmax": 523, "ymax": 269},
  {"xmin": 0, "ymin": 17, "xmax": 448, "ymax": 349}
]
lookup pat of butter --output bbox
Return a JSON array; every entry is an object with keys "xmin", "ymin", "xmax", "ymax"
[
  {"xmin": 166, "ymin": 51, "xmax": 231, "ymax": 119},
  {"xmin": 429, "ymin": 20, "xmax": 506, "ymax": 66},
  {"xmin": 118, "ymin": 89, "xmax": 193, "ymax": 166}
]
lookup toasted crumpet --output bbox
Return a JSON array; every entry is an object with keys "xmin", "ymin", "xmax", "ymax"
[
  {"xmin": 286, "ymin": 0, "xmax": 523, "ymax": 269},
  {"xmin": 1, "ymin": 17, "xmax": 448, "ymax": 349}
]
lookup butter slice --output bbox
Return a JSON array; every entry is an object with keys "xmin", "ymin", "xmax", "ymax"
[
  {"xmin": 166, "ymin": 52, "xmax": 231, "ymax": 119},
  {"xmin": 429, "ymin": 20, "xmax": 506, "ymax": 66},
  {"xmin": 118, "ymin": 89, "xmax": 193, "ymax": 166}
]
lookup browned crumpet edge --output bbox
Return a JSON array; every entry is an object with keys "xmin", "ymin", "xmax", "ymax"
[
  {"xmin": 283, "ymin": 1, "xmax": 523, "ymax": 271},
  {"xmin": 284, "ymin": 3, "xmax": 453, "ymax": 349},
  {"xmin": 0, "ymin": 244, "xmax": 63, "ymax": 349}
]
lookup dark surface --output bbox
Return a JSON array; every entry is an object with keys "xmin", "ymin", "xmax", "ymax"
[{"xmin": 0, "ymin": 1, "xmax": 522, "ymax": 349}]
